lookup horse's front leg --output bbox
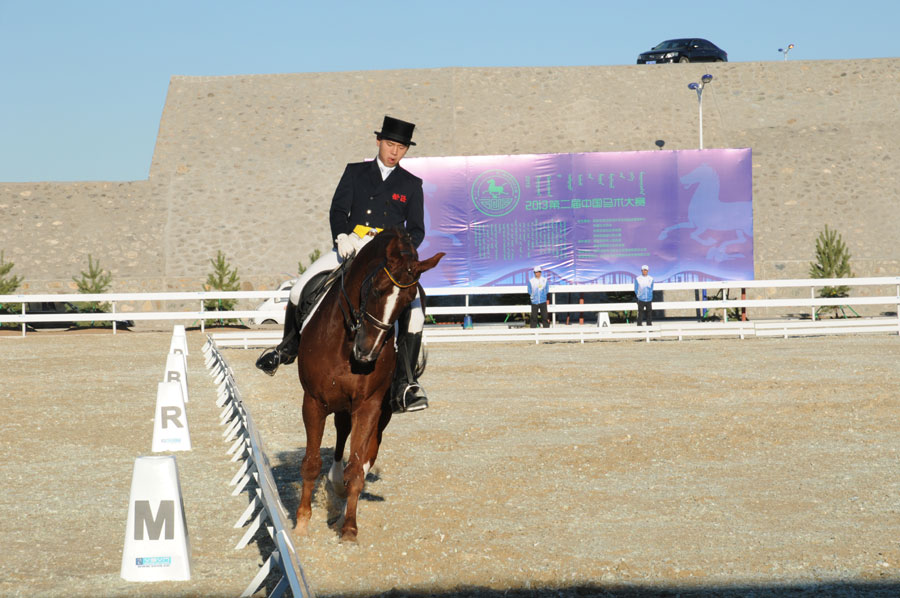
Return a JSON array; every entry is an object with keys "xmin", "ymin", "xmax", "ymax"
[
  {"xmin": 295, "ymin": 394, "xmax": 326, "ymax": 537},
  {"xmin": 339, "ymin": 402, "xmax": 382, "ymax": 543},
  {"xmin": 364, "ymin": 398, "xmax": 392, "ymax": 473},
  {"xmin": 329, "ymin": 411, "xmax": 351, "ymax": 499}
]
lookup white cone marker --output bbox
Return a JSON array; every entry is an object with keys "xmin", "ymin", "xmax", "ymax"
[{"xmin": 120, "ymin": 455, "xmax": 191, "ymax": 581}]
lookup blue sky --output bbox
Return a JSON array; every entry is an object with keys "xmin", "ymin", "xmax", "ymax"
[{"xmin": 1, "ymin": 0, "xmax": 896, "ymax": 182}]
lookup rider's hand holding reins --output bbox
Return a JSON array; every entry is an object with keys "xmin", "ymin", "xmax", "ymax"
[{"xmin": 336, "ymin": 233, "xmax": 357, "ymax": 260}]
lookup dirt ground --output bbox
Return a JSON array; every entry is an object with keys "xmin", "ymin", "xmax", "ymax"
[{"xmin": 1, "ymin": 328, "xmax": 900, "ymax": 598}]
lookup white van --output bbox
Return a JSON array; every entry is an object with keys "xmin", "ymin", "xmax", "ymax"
[{"xmin": 252, "ymin": 279, "xmax": 294, "ymax": 325}]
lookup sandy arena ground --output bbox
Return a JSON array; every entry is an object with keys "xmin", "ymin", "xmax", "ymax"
[{"xmin": 1, "ymin": 328, "xmax": 899, "ymax": 598}]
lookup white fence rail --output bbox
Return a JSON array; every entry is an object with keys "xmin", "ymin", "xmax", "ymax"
[
  {"xmin": 208, "ymin": 316, "xmax": 899, "ymax": 348},
  {"xmin": 1, "ymin": 276, "xmax": 898, "ymax": 337}
]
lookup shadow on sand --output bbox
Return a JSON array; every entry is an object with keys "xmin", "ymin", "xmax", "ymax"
[{"xmin": 236, "ymin": 450, "xmax": 898, "ymax": 598}]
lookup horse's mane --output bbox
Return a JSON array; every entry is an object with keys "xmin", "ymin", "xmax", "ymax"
[{"xmin": 354, "ymin": 227, "xmax": 414, "ymax": 263}]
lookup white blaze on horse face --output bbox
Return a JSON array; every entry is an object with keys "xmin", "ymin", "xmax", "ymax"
[
  {"xmin": 367, "ymin": 285, "xmax": 402, "ymax": 349},
  {"xmin": 381, "ymin": 285, "xmax": 402, "ymax": 322},
  {"xmin": 354, "ymin": 283, "xmax": 404, "ymax": 362}
]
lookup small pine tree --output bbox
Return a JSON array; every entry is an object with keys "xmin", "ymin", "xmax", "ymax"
[
  {"xmin": 204, "ymin": 250, "xmax": 240, "ymax": 313},
  {"xmin": 809, "ymin": 225, "xmax": 852, "ymax": 299},
  {"xmin": 298, "ymin": 248, "xmax": 323, "ymax": 275},
  {"xmin": 73, "ymin": 254, "xmax": 111, "ymax": 313},
  {"xmin": 0, "ymin": 251, "xmax": 24, "ymax": 319},
  {"xmin": 0, "ymin": 251, "xmax": 23, "ymax": 295}
]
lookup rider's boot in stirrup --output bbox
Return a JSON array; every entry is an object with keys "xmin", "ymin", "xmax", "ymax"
[
  {"xmin": 255, "ymin": 300, "xmax": 300, "ymax": 376},
  {"xmin": 391, "ymin": 332, "xmax": 428, "ymax": 413}
]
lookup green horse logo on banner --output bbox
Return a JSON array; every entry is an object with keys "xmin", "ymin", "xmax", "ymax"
[{"xmin": 471, "ymin": 169, "xmax": 520, "ymax": 217}]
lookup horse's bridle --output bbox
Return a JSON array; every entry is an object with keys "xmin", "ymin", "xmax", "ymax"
[{"xmin": 339, "ymin": 259, "xmax": 421, "ymax": 335}]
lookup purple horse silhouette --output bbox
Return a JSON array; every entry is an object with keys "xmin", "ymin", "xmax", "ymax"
[{"xmin": 657, "ymin": 163, "xmax": 752, "ymax": 262}]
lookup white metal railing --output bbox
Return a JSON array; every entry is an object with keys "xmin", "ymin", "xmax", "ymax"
[
  {"xmin": 424, "ymin": 276, "xmax": 900, "ymax": 323},
  {"xmin": 1, "ymin": 276, "xmax": 898, "ymax": 337},
  {"xmin": 0, "ymin": 290, "xmax": 282, "ymax": 336},
  {"xmin": 202, "ymin": 337, "xmax": 315, "ymax": 598}
]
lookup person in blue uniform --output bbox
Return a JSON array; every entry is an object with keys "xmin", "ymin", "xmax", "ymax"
[
  {"xmin": 526, "ymin": 266, "xmax": 550, "ymax": 328},
  {"xmin": 634, "ymin": 265, "xmax": 654, "ymax": 326}
]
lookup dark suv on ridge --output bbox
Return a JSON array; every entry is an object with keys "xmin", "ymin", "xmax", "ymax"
[{"xmin": 637, "ymin": 38, "xmax": 727, "ymax": 64}]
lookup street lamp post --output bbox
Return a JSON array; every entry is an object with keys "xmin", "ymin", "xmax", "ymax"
[
  {"xmin": 778, "ymin": 44, "xmax": 795, "ymax": 61},
  {"xmin": 687, "ymin": 74, "xmax": 713, "ymax": 149}
]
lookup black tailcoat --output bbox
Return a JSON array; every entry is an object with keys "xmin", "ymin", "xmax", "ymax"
[{"xmin": 329, "ymin": 160, "xmax": 425, "ymax": 248}]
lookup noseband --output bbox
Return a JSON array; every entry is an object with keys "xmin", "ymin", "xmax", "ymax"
[{"xmin": 339, "ymin": 259, "xmax": 419, "ymax": 336}]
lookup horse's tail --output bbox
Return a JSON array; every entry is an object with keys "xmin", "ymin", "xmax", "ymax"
[
  {"xmin": 417, "ymin": 282, "xmax": 428, "ymax": 317},
  {"xmin": 414, "ymin": 344, "xmax": 427, "ymax": 380},
  {"xmin": 415, "ymin": 281, "xmax": 428, "ymax": 379}
]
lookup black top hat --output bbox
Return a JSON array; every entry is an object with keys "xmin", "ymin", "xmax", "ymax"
[{"xmin": 374, "ymin": 115, "xmax": 416, "ymax": 146}]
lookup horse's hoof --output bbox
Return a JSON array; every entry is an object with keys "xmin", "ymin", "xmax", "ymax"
[
  {"xmin": 293, "ymin": 520, "xmax": 309, "ymax": 537},
  {"xmin": 339, "ymin": 529, "xmax": 358, "ymax": 544}
]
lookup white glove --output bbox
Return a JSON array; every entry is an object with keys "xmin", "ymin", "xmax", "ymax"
[{"xmin": 335, "ymin": 233, "xmax": 357, "ymax": 260}]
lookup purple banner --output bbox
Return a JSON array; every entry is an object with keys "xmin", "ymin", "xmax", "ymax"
[{"xmin": 405, "ymin": 149, "xmax": 752, "ymax": 287}]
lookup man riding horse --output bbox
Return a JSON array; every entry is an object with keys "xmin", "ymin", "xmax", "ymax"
[{"xmin": 256, "ymin": 115, "xmax": 430, "ymax": 413}]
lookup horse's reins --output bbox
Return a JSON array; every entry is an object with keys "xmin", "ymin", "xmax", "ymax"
[
  {"xmin": 382, "ymin": 266, "xmax": 418, "ymax": 289},
  {"xmin": 339, "ymin": 259, "xmax": 420, "ymax": 335}
]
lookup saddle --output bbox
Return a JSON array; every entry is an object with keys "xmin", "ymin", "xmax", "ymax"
[{"xmin": 296, "ymin": 259, "xmax": 350, "ymax": 331}]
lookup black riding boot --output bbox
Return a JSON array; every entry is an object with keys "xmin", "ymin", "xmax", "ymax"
[
  {"xmin": 391, "ymin": 332, "xmax": 428, "ymax": 413},
  {"xmin": 255, "ymin": 300, "xmax": 300, "ymax": 376}
]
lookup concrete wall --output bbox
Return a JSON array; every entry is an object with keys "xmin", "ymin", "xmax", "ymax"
[{"xmin": 3, "ymin": 58, "xmax": 898, "ymax": 298}]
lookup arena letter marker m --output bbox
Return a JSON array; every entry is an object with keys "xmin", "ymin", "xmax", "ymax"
[{"xmin": 120, "ymin": 455, "xmax": 191, "ymax": 581}]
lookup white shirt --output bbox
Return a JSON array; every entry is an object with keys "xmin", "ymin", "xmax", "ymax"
[{"xmin": 376, "ymin": 157, "xmax": 395, "ymax": 181}]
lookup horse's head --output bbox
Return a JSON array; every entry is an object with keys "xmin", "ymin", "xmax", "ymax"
[
  {"xmin": 679, "ymin": 163, "xmax": 715, "ymax": 188},
  {"xmin": 345, "ymin": 228, "xmax": 444, "ymax": 365}
]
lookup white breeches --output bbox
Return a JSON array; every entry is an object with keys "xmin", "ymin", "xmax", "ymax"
[
  {"xmin": 289, "ymin": 249, "xmax": 341, "ymax": 304},
  {"xmin": 289, "ymin": 237, "xmax": 423, "ymax": 334}
]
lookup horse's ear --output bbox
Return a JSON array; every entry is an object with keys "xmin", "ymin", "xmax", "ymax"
[{"xmin": 415, "ymin": 252, "xmax": 445, "ymax": 274}]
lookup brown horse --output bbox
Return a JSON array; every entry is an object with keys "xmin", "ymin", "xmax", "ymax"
[{"xmin": 293, "ymin": 227, "xmax": 444, "ymax": 542}]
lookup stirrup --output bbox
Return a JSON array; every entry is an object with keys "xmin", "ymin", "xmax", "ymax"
[
  {"xmin": 391, "ymin": 383, "xmax": 428, "ymax": 413},
  {"xmin": 255, "ymin": 347, "xmax": 281, "ymax": 376}
]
